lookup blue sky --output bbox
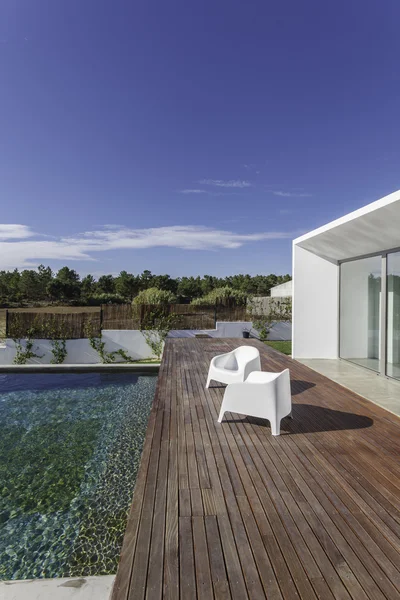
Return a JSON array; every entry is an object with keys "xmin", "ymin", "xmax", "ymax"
[{"xmin": 1, "ymin": 0, "xmax": 399, "ymax": 277}]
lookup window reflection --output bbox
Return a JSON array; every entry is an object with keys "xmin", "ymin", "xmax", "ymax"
[{"xmin": 340, "ymin": 257, "xmax": 381, "ymax": 372}]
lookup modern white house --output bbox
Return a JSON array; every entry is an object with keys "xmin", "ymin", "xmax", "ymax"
[
  {"xmin": 292, "ymin": 189, "xmax": 400, "ymax": 381},
  {"xmin": 270, "ymin": 280, "xmax": 292, "ymax": 298}
]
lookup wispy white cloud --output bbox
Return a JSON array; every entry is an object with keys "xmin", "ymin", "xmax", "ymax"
[
  {"xmin": 0, "ymin": 224, "xmax": 294, "ymax": 269},
  {"xmin": 0, "ymin": 224, "xmax": 34, "ymax": 240},
  {"xmin": 179, "ymin": 189, "xmax": 207, "ymax": 194},
  {"xmin": 199, "ymin": 179, "xmax": 251, "ymax": 188},
  {"xmin": 242, "ymin": 164, "xmax": 260, "ymax": 175},
  {"xmin": 271, "ymin": 190, "xmax": 312, "ymax": 198}
]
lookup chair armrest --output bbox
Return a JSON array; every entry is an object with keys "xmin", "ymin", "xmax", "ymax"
[
  {"xmin": 213, "ymin": 350, "xmax": 233, "ymax": 368},
  {"xmin": 240, "ymin": 354, "xmax": 262, "ymax": 379}
]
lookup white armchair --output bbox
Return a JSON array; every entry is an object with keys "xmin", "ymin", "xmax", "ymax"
[
  {"xmin": 217, "ymin": 369, "xmax": 292, "ymax": 436},
  {"xmin": 206, "ymin": 346, "xmax": 261, "ymax": 388}
]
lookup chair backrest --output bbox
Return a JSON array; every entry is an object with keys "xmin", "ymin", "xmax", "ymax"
[
  {"xmin": 275, "ymin": 369, "xmax": 291, "ymax": 415},
  {"xmin": 233, "ymin": 345, "xmax": 260, "ymax": 366}
]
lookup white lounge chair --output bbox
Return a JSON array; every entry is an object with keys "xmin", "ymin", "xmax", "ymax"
[
  {"xmin": 217, "ymin": 369, "xmax": 292, "ymax": 435},
  {"xmin": 205, "ymin": 346, "xmax": 261, "ymax": 388}
]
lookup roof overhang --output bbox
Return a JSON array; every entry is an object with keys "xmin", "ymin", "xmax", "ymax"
[{"xmin": 293, "ymin": 190, "xmax": 400, "ymax": 262}]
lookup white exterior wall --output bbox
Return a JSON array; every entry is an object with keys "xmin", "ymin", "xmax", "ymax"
[
  {"xmin": 270, "ymin": 281, "xmax": 292, "ymax": 297},
  {"xmin": 292, "ymin": 245, "xmax": 339, "ymax": 359},
  {"xmin": 169, "ymin": 321, "xmax": 291, "ymax": 341},
  {"xmin": 0, "ymin": 330, "xmax": 157, "ymax": 365},
  {"xmin": 0, "ymin": 321, "xmax": 291, "ymax": 365}
]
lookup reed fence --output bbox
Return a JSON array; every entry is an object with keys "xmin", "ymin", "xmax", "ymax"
[
  {"xmin": 103, "ymin": 303, "xmax": 248, "ymax": 330},
  {"xmin": 7, "ymin": 310, "xmax": 101, "ymax": 339},
  {"xmin": 5, "ymin": 303, "xmax": 251, "ymax": 338}
]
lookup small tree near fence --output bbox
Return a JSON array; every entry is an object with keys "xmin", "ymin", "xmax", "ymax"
[
  {"xmin": 140, "ymin": 306, "xmax": 177, "ymax": 359},
  {"xmin": 248, "ymin": 298, "xmax": 292, "ymax": 341}
]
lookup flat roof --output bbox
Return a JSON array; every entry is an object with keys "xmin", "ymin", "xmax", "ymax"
[{"xmin": 293, "ymin": 189, "xmax": 400, "ymax": 261}]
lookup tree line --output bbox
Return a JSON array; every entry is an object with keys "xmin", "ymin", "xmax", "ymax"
[{"xmin": 0, "ymin": 265, "xmax": 291, "ymax": 306}]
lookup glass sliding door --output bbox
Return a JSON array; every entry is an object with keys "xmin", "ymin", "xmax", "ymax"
[
  {"xmin": 387, "ymin": 252, "xmax": 400, "ymax": 379},
  {"xmin": 340, "ymin": 256, "xmax": 382, "ymax": 372}
]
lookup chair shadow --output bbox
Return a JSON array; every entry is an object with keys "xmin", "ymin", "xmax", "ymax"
[
  {"xmin": 209, "ymin": 380, "xmax": 316, "ymax": 392},
  {"xmin": 240, "ymin": 404, "xmax": 373, "ymax": 434},
  {"xmin": 291, "ymin": 380, "xmax": 316, "ymax": 395}
]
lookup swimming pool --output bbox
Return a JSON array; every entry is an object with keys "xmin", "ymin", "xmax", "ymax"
[{"xmin": 0, "ymin": 372, "xmax": 157, "ymax": 580}]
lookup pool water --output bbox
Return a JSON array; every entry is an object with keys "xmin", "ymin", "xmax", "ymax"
[{"xmin": 0, "ymin": 372, "xmax": 157, "ymax": 580}]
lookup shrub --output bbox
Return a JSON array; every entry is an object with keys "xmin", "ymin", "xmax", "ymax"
[
  {"xmin": 191, "ymin": 286, "xmax": 248, "ymax": 306},
  {"xmin": 132, "ymin": 287, "xmax": 177, "ymax": 305},
  {"xmin": 84, "ymin": 293, "xmax": 126, "ymax": 306}
]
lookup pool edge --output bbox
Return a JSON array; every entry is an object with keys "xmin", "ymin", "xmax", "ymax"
[{"xmin": 0, "ymin": 363, "xmax": 160, "ymax": 374}]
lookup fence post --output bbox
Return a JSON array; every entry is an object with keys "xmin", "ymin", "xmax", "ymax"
[
  {"xmin": 100, "ymin": 306, "xmax": 103, "ymax": 331},
  {"xmin": 214, "ymin": 303, "xmax": 217, "ymax": 328},
  {"xmin": 5, "ymin": 309, "xmax": 8, "ymax": 337}
]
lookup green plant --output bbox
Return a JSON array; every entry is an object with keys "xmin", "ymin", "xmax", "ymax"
[
  {"xmin": 112, "ymin": 348, "xmax": 134, "ymax": 362},
  {"xmin": 50, "ymin": 338, "xmax": 67, "ymax": 364},
  {"xmin": 132, "ymin": 287, "xmax": 177, "ymax": 305},
  {"xmin": 140, "ymin": 308, "xmax": 177, "ymax": 359},
  {"xmin": 13, "ymin": 337, "xmax": 43, "ymax": 365},
  {"xmin": 41, "ymin": 318, "xmax": 69, "ymax": 364},
  {"xmin": 84, "ymin": 320, "xmax": 133, "ymax": 364},
  {"xmin": 12, "ymin": 320, "xmax": 43, "ymax": 365},
  {"xmin": 248, "ymin": 298, "xmax": 292, "ymax": 341},
  {"xmin": 191, "ymin": 286, "xmax": 248, "ymax": 306}
]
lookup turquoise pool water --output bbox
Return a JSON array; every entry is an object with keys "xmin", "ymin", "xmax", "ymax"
[{"xmin": 0, "ymin": 372, "xmax": 157, "ymax": 580}]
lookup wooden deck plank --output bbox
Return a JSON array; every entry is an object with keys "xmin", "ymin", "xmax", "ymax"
[{"xmin": 113, "ymin": 338, "xmax": 400, "ymax": 600}]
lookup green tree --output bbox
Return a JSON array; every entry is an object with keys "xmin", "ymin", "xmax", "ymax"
[
  {"xmin": 97, "ymin": 274, "xmax": 116, "ymax": 294},
  {"xmin": 152, "ymin": 274, "xmax": 178, "ymax": 294},
  {"xmin": 176, "ymin": 276, "xmax": 203, "ymax": 301},
  {"xmin": 37, "ymin": 265, "xmax": 53, "ymax": 300},
  {"xmin": 19, "ymin": 270, "xmax": 40, "ymax": 301},
  {"xmin": 81, "ymin": 274, "xmax": 96, "ymax": 298},
  {"xmin": 46, "ymin": 280, "xmax": 65, "ymax": 302},
  {"xmin": 139, "ymin": 270, "xmax": 154, "ymax": 290},
  {"xmin": 200, "ymin": 275, "xmax": 218, "ymax": 295},
  {"xmin": 56, "ymin": 266, "xmax": 80, "ymax": 284},
  {"xmin": 115, "ymin": 271, "xmax": 140, "ymax": 300},
  {"xmin": 3, "ymin": 269, "xmax": 22, "ymax": 303},
  {"xmin": 52, "ymin": 267, "xmax": 81, "ymax": 300}
]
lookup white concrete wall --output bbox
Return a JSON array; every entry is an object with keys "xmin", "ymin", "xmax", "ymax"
[
  {"xmin": 339, "ymin": 261, "xmax": 369, "ymax": 359},
  {"xmin": 292, "ymin": 245, "xmax": 339, "ymax": 359},
  {"xmin": 270, "ymin": 280, "xmax": 292, "ymax": 297},
  {"xmin": 0, "ymin": 330, "xmax": 156, "ymax": 365},
  {"xmin": 168, "ymin": 321, "xmax": 291, "ymax": 341},
  {"xmin": 0, "ymin": 321, "xmax": 292, "ymax": 365}
]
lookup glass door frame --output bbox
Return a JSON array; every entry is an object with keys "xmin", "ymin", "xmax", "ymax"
[{"xmin": 338, "ymin": 251, "xmax": 390, "ymax": 378}]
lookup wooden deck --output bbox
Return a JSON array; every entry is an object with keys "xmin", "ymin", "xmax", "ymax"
[{"xmin": 112, "ymin": 338, "xmax": 400, "ymax": 600}]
